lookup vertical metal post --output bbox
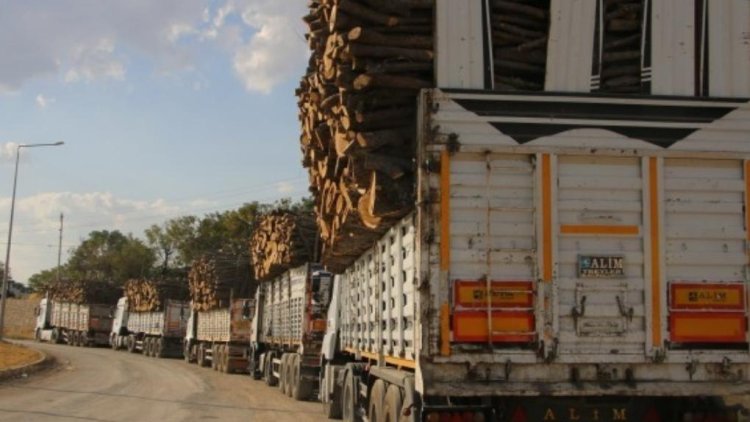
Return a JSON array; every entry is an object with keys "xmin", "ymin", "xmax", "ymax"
[
  {"xmin": 0, "ymin": 147, "xmax": 22, "ymax": 339},
  {"xmin": 57, "ymin": 213, "xmax": 63, "ymax": 283}
]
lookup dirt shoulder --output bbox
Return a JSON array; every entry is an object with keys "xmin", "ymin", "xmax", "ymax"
[{"xmin": 0, "ymin": 342, "xmax": 42, "ymax": 371}]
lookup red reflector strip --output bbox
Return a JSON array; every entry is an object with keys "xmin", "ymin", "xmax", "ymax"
[
  {"xmin": 670, "ymin": 282, "xmax": 745, "ymax": 311},
  {"xmin": 669, "ymin": 312, "xmax": 747, "ymax": 343},
  {"xmin": 453, "ymin": 311, "xmax": 535, "ymax": 343},
  {"xmin": 454, "ymin": 281, "xmax": 533, "ymax": 309}
]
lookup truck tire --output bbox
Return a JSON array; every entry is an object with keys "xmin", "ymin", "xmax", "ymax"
[
  {"xmin": 264, "ymin": 354, "xmax": 277, "ymax": 387},
  {"xmin": 183, "ymin": 341, "xmax": 193, "ymax": 363},
  {"xmin": 35, "ymin": 328, "xmax": 41, "ymax": 342},
  {"xmin": 278, "ymin": 354, "xmax": 288, "ymax": 394},
  {"xmin": 127, "ymin": 335, "xmax": 137, "ymax": 353},
  {"xmin": 154, "ymin": 338, "xmax": 164, "ymax": 358},
  {"xmin": 143, "ymin": 337, "xmax": 151, "ymax": 357},
  {"xmin": 211, "ymin": 345, "xmax": 219, "ymax": 370},
  {"xmin": 323, "ymin": 376, "xmax": 343, "ymax": 420},
  {"xmin": 382, "ymin": 385, "xmax": 403, "ymax": 422},
  {"xmin": 220, "ymin": 345, "xmax": 230, "ymax": 373},
  {"xmin": 292, "ymin": 354, "xmax": 313, "ymax": 401},
  {"xmin": 71, "ymin": 331, "xmax": 80, "ymax": 347},
  {"xmin": 80, "ymin": 332, "xmax": 89, "ymax": 347},
  {"xmin": 247, "ymin": 349, "xmax": 263, "ymax": 381},
  {"xmin": 342, "ymin": 369, "xmax": 362, "ymax": 422},
  {"xmin": 50, "ymin": 328, "xmax": 59, "ymax": 344},
  {"xmin": 285, "ymin": 354, "xmax": 296, "ymax": 397},
  {"xmin": 368, "ymin": 380, "xmax": 386, "ymax": 422}
]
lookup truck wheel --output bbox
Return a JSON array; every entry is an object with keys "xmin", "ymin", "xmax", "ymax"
[
  {"xmin": 80, "ymin": 332, "xmax": 89, "ymax": 347},
  {"xmin": 382, "ymin": 385, "xmax": 403, "ymax": 422},
  {"xmin": 368, "ymin": 380, "xmax": 386, "ymax": 422},
  {"xmin": 285, "ymin": 354, "xmax": 296, "ymax": 397},
  {"xmin": 249, "ymin": 348, "xmax": 261, "ymax": 380},
  {"xmin": 264, "ymin": 354, "xmax": 277, "ymax": 387},
  {"xmin": 142, "ymin": 337, "xmax": 151, "ymax": 357},
  {"xmin": 155, "ymin": 338, "xmax": 164, "ymax": 358},
  {"xmin": 292, "ymin": 354, "xmax": 313, "ymax": 401},
  {"xmin": 323, "ymin": 374, "xmax": 343, "ymax": 420},
  {"xmin": 221, "ymin": 346, "xmax": 230, "ymax": 373},
  {"xmin": 50, "ymin": 328, "xmax": 59, "ymax": 344},
  {"xmin": 342, "ymin": 369, "xmax": 362, "ymax": 422},
  {"xmin": 127, "ymin": 335, "xmax": 137, "ymax": 353},
  {"xmin": 211, "ymin": 345, "xmax": 219, "ymax": 370},
  {"xmin": 71, "ymin": 331, "xmax": 80, "ymax": 347},
  {"xmin": 35, "ymin": 328, "xmax": 41, "ymax": 342},
  {"xmin": 183, "ymin": 341, "xmax": 192, "ymax": 363},
  {"xmin": 278, "ymin": 354, "xmax": 288, "ymax": 393}
]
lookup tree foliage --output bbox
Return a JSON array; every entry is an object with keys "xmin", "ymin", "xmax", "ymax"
[{"xmin": 27, "ymin": 197, "xmax": 312, "ymax": 293}]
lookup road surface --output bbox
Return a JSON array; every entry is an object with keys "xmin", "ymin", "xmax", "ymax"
[{"xmin": 0, "ymin": 342, "xmax": 328, "ymax": 422}]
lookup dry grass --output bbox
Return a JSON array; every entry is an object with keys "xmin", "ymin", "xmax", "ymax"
[
  {"xmin": 3, "ymin": 297, "xmax": 37, "ymax": 340},
  {"xmin": 0, "ymin": 342, "xmax": 41, "ymax": 370}
]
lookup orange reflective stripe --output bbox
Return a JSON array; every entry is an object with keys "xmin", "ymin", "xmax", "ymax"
[
  {"xmin": 649, "ymin": 157, "xmax": 662, "ymax": 347},
  {"xmin": 542, "ymin": 154, "xmax": 553, "ymax": 282}
]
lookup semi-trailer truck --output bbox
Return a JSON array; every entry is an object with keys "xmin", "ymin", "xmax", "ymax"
[
  {"xmin": 183, "ymin": 298, "xmax": 255, "ymax": 373},
  {"xmin": 34, "ymin": 298, "xmax": 113, "ymax": 347},
  {"xmin": 110, "ymin": 297, "xmax": 189, "ymax": 358},
  {"xmin": 310, "ymin": 88, "xmax": 750, "ymax": 421},
  {"xmin": 248, "ymin": 263, "xmax": 334, "ymax": 400}
]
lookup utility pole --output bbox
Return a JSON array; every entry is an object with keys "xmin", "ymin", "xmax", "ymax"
[{"xmin": 57, "ymin": 213, "xmax": 63, "ymax": 283}]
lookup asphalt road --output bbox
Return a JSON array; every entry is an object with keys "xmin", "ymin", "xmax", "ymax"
[{"xmin": 0, "ymin": 342, "xmax": 328, "ymax": 422}]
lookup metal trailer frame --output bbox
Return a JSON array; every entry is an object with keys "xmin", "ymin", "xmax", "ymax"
[
  {"xmin": 250, "ymin": 263, "xmax": 334, "ymax": 402},
  {"xmin": 184, "ymin": 298, "xmax": 255, "ymax": 374}
]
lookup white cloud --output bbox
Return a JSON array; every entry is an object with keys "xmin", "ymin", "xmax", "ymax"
[
  {"xmin": 0, "ymin": 191, "xmax": 197, "ymax": 282},
  {"xmin": 276, "ymin": 181, "xmax": 295, "ymax": 194},
  {"xmin": 64, "ymin": 38, "xmax": 126, "ymax": 83},
  {"xmin": 1, "ymin": 142, "xmax": 20, "ymax": 161},
  {"xmin": 35, "ymin": 94, "xmax": 56, "ymax": 109},
  {"xmin": 231, "ymin": 1, "xmax": 309, "ymax": 93}
]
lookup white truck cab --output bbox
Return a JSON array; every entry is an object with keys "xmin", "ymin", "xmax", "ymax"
[
  {"xmin": 34, "ymin": 298, "xmax": 52, "ymax": 341},
  {"xmin": 109, "ymin": 297, "xmax": 129, "ymax": 349}
]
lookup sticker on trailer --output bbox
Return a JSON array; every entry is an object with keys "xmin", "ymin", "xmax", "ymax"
[
  {"xmin": 578, "ymin": 255, "xmax": 625, "ymax": 278},
  {"xmin": 670, "ymin": 283, "xmax": 745, "ymax": 310},
  {"xmin": 454, "ymin": 281, "xmax": 534, "ymax": 309}
]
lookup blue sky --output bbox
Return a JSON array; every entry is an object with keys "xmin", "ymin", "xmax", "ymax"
[{"xmin": 0, "ymin": 0, "xmax": 310, "ymax": 282}]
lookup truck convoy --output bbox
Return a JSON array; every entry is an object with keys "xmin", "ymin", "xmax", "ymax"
[
  {"xmin": 183, "ymin": 298, "xmax": 255, "ymax": 373},
  {"xmin": 34, "ymin": 298, "xmax": 113, "ymax": 347},
  {"xmin": 110, "ymin": 297, "xmax": 189, "ymax": 358},
  {"xmin": 248, "ymin": 263, "xmax": 334, "ymax": 400}
]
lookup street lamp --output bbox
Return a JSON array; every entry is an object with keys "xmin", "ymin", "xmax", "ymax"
[{"xmin": 0, "ymin": 141, "xmax": 64, "ymax": 339}]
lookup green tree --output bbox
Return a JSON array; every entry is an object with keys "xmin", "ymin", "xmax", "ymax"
[{"xmin": 66, "ymin": 230, "xmax": 155, "ymax": 286}]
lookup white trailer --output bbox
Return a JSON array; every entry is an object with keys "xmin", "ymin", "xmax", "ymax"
[
  {"xmin": 184, "ymin": 298, "xmax": 255, "ymax": 373},
  {"xmin": 249, "ymin": 263, "xmax": 334, "ymax": 401},
  {"xmin": 316, "ymin": 88, "xmax": 750, "ymax": 421},
  {"xmin": 110, "ymin": 297, "xmax": 189, "ymax": 358},
  {"xmin": 34, "ymin": 298, "xmax": 113, "ymax": 347}
]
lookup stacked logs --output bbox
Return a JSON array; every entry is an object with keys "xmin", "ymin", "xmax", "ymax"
[
  {"xmin": 250, "ymin": 211, "xmax": 317, "ymax": 281},
  {"xmin": 491, "ymin": 0, "xmax": 551, "ymax": 91},
  {"xmin": 46, "ymin": 279, "xmax": 120, "ymax": 305},
  {"xmin": 123, "ymin": 277, "xmax": 189, "ymax": 312},
  {"xmin": 188, "ymin": 254, "xmax": 253, "ymax": 312},
  {"xmin": 599, "ymin": 0, "xmax": 645, "ymax": 93},
  {"xmin": 299, "ymin": 0, "xmax": 434, "ymax": 271}
]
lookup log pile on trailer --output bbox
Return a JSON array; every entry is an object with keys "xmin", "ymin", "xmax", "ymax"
[
  {"xmin": 188, "ymin": 254, "xmax": 253, "ymax": 311},
  {"xmin": 598, "ymin": 0, "xmax": 645, "ymax": 93},
  {"xmin": 46, "ymin": 279, "xmax": 120, "ymax": 305},
  {"xmin": 249, "ymin": 211, "xmax": 317, "ymax": 281},
  {"xmin": 490, "ymin": 0, "xmax": 551, "ymax": 91},
  {"xmin": 123, "ymin": 277, "xmax": 189, "ymax": 312},
  {"xmin": 297, "ymin": 0, "xmax": 434, "ymax": 271}
]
